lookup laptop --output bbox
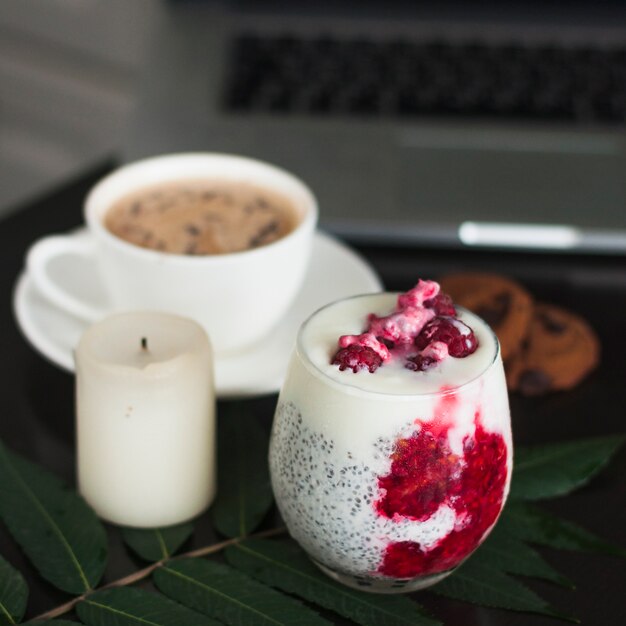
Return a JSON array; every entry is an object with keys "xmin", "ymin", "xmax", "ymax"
[{"xmin": 124, "ymin": 0, "xmax": 626, "ymax": 254}]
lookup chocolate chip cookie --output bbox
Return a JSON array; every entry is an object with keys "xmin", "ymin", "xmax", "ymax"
[
  {"xmin": 438, "ymin": 273, "xmax": 533, "ymax": 362},
  {"xmin": 507, "ymin": 303, "xmax": 600, "ymax": 396}
]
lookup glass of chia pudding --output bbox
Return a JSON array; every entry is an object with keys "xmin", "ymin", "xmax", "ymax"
[{"xmin": 269, "ymin": 280, "xmax": 512, "ymax": 593}]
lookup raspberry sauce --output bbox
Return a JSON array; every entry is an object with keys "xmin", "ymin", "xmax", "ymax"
[{"xmin": 377, "ymin": 417, "xmax": 508, "ymax": 577}]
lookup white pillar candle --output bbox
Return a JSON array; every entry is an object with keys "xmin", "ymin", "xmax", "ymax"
[{"xmin": 75, "ymin": 311, "xmax": 215, "ymax": 528}]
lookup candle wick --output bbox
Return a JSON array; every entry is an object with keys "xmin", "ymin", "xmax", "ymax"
[{"xmin": 141, "ymin": 337, "xmax": 148, "ymax": 351}]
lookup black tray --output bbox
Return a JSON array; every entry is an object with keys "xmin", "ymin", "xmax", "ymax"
[{"xmin": 1, "ymin": 162, "xmax": 624, "ymax": 625}]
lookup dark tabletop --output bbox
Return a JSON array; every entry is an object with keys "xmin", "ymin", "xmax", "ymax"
[{"xmin": 0, "ymin": 162, "xmax": 624, "ymax": 625}]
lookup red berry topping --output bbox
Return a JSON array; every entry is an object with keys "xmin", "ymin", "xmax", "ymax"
[
  {"xmin": 397, "ymin": 280, "xmax": 439, "ymax": 309},
  {"xmin": 405, "ymin": 354, "xmax": 437, "ymax": 372},
  {"xmin": 379, "ymin": 337, "xmax": 396, "ymax": 350},
  {"xmin": 424, "ymin": 292, "xmax": 456, "ymax": 316},
  {"xmin": 415, "ymin": 317, "xmax": 478, "ymax": 358},
  {"xmin": 331, "ymin": 345, "xmax": 383, "ymax": 373},
  {"xmin": 332, "ymin": 280, "xmax": 477, "ymax": 375},
  {"xmin": 367, "ymin": 309, "xmax": 434, "ymax": 346}
]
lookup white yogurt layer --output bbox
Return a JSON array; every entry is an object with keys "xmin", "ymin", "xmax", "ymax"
[
  {"xmin": 270, "ymin": 290, "xmax": 512, "ymax": 581},
  {"xmin": 299, "ymin": 293, "xmax": 498, "ymax": 396}
]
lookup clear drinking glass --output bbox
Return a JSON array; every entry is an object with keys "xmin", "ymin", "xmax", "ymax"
[{"xmin": 269, "ymin": 293, "xmax": 512, "ymax": 593}]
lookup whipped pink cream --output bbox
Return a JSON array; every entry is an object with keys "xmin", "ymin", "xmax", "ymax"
[{"xmin": 338, "ymin": 333, "xmax": 391, "ymax": 361}]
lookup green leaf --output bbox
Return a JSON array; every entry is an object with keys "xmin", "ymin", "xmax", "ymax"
[
  {"xmin": 22, "ymin": 619, "xmax": 80, "ymax": 626},
  {"xmin": 121, "ymin": 522, "xmax": 194, "ymax": 562},
  {"xmin": 510, "ymin": 435, "xmax": 625, "ymax": 501},
  {"xmin": 225, "ymin": 538, "xmax": 440, "ymax": 626},
  {"xmin": 500, "ymin": 502, "xmax": 626, "ymax": 557},
  {"xmin": 472, "ymin": 523, "xmax": 573, "ymax": 587},
  {"xmin": 211, "ymin": 403, "xmax": 273, "ymax": 537},
  {"xmin": 433, "ymin": 557, "xmax": 577, "ymax": 622},
  {"xmin": 0, "ymin": 441, "xmax": 107, "ymax": 594},
  {"xmin": 76, "ymin": 587, "xmax": 219, "ymax": 626},
  {"xmin": 0, "ymin": 554, "xmax": 27, "ymax": 625},
  {"xmin": 154, "ymin": 557, "xmax": 332, "ymax": 626}
]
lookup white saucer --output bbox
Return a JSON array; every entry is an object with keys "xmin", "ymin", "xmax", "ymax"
[{"xmin": 13, "ymin": 231, "xmax": 382, "ymax": 398}]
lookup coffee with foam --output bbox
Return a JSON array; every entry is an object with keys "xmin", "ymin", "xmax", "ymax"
[{"xmin": 104, "ymin": 179, "xmax": 300, "ymax": 255}]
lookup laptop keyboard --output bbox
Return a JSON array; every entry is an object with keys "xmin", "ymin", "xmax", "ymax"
[{"xmin": 223, "ymin": 35, "xmax": 626, "ymax": 123}]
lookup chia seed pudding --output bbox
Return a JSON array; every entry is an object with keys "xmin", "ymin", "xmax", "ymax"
[{"xmin": 269, "ymin": 281, "xmax": 512, "ymax": 593}]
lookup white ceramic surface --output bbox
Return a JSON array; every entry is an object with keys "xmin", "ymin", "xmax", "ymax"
[
  {"xmin": 14, "ymin": 230, "xmax": 382, "ymax": 398},
  {"xmin": 26, "ymin": 153, "xmax": 318, "ymax": 353}
]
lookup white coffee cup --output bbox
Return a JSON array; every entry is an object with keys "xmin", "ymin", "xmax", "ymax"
[{"xmin": 27, "ymin": 153, "xmax": 318, "ymax": 354}]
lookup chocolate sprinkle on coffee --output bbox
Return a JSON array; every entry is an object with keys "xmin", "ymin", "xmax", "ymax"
[{"xmin": 249, "ymin": 220, "xmax": 280, "ymax": 247}]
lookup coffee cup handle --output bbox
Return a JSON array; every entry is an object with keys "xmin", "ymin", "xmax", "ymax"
[{"xmin": 27, "ymin": 235, "xmax": 107, "ymax": 322}]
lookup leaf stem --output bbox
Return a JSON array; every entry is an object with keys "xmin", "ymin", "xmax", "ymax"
[{"xmin": 32, "ymin": 526, "xmax": 286, "ymax": 621}]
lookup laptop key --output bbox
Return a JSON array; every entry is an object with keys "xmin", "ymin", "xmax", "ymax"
[{"xmin": 223, "ymin": 34, "xmax": 626, "ymax": 124}]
